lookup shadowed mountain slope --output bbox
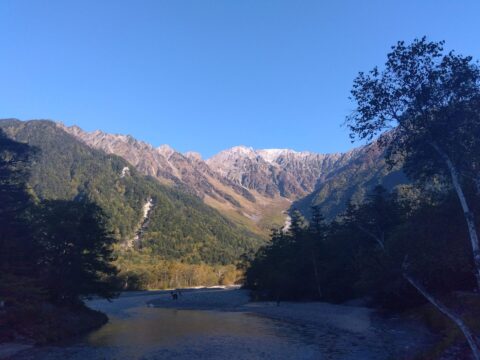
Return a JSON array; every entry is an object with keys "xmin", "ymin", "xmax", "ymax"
[
  {"xmin": 0, "ymin": 119, "xmax": 263, "ymax": 265},
  {"xmin": 4, "ymin": 119, "xmax": 409, "ymax": 240},
  {"xmin": 61, "ymin": 123, "xmax": 408, "ymax": 227}
]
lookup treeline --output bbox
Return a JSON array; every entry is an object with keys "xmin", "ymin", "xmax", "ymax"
[
  {"xmin": 0, "ymin": 119, "xmax": 263, "ymax": 265},
  {"xmin": 116, "ymin": 251, "xmax": 239, "ymax": 290},
  {"xmin": 245, "ymin": 186, "xmax": 476, "ymax": 307},
  {"xmin": 0, "ymin": 130, "xmax": 118, "ymax": 343},
  {"xmin": 246, "ymin": 37, "xmax": 480, "ymax": 358}
]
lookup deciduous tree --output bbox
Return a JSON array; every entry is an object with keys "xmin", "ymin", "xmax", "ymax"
[{"xmin": 347, "ymin": 37, "xmax": 480, "ymax": 289}]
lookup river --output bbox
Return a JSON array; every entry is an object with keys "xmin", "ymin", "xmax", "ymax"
[{"xmin": 10, "ymin": 288, "xmax": 433, "ymax": 359}]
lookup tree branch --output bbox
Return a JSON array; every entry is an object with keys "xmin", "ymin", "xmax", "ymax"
[
  {"xmin": 402, "ymin": 270, "xmax": 480, "ymax": 359},
  {"xmin": 429, "ymin": 141, "xmax": 480, "ymax": 290},
  {"xmin": 476, "ymin": 173, "xmax": 480, "ymax": 197},
  {"xmin": 356, "ymin": 224, "xmax": 386, "ymax": 251}
]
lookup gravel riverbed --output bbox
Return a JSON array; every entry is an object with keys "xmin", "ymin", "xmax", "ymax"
[{"xmin": 7, "ymin": 287, "xmax": 434, "ymax": 359}]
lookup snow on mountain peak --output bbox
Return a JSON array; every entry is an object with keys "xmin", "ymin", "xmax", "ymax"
[
  {"xmin": 208, "ymin": 146, "xmax": 315, "ymax": 165},
  {"xmin": 258, "ymin": 149, "xmax": 297, "ymax": 163},
  {"xmin": 156, "ymin": 144, "xmax": 175, "ymax": 157},
  {"xmin": 228, "ymin": 146, "xmax": 256, "ymax": 157}
]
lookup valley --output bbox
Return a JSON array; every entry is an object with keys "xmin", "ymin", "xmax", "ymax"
[
  {"xmin": 0, "ymin": 118, "xmax": 408, "ymax": 290},
  {"xmin": 10, "ymin": 288, "xmax": 432, "ymax": 360},
  {"xmin": 57, "ymin": 121, "xmax": 405, "ymax": 235},
  {"xmin": 2, "ymin": 3, "xmax": 480, "ymax": 358}
]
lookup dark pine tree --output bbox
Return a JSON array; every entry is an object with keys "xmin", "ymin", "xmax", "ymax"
[
  {"xmin": 34, "ymin": 200, "xmax": 119, "ymax": 304},
  {"xmin": 0, "ymin": 130, "xmax": 42, "ymax": 304}
]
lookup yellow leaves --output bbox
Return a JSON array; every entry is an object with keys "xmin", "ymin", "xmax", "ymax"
[{"xmin": 116, "ymin": 254, "xmax": 241, "ymax": 290}]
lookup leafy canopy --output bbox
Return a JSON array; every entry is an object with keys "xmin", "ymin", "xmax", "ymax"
[{"xmin": 347, "ymin": 37, "xmax": 480, "ymax": 183}]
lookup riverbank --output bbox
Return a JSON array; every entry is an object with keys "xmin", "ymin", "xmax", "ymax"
[
  {"xmin": 148, "ymin": 287, "xmax": 480, "ymax": 359},
  {"xmin": 9, "ymin": 287, "xmax": 438, "ymax": 359},
  {"xmin": 14, "ymin": 287, "xmax": 473, "ymax": 359},
  {"xmin": 148, "ymin": 287, "xmax": 434, "ymax": 358},
  {"xmin": 0, "ymin": 302, "xmax": 107, "ymax": 358},
  {"xmin": 407, "ymin": 291, "xmax": 480, "ymax": 359}
]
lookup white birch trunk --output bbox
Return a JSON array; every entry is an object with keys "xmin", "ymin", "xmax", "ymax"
[
  {"xmin": 357, "ymin": 224, "xmax": 385, "ymax": 251},
  {"xmin": 311, "ymin": 255, "xmax": 322, "ymax": 299},
  {"xmin": 403, "ymin": 272, "xmax": 480, "ymax": 360},
  {"xmin": 475, "ymin": 174, "xmax": 480, "ymax": 197},
  {"xmin": 430, "ymin": 142, "xmax": 480, "ymax": 290}
]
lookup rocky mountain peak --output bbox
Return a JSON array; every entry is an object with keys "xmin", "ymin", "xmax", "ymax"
[
  {"xmin": 52, "ymin": 120, "xmax": 404, "ymax": 230},
  {"xmin": 206, "ymin": 146, "xmax": 346, "ymax": 199},
  {"xmin": 219, "ymin": 146, "xmax": 258, "ymax": 159},
  {"xmin": 57, "ymin": 123, "xmax": 259, "ymax": 214},
  {"xmin": 184, "ymin": 151, "xmax": 202, "ymax": 161},
  {"xmin": 258, "ymin": 148, "xmax": 301, "ymax": 163},
  {"xmin": 156, "ymin": 144, "xmax": 176, "ymax": 158}
]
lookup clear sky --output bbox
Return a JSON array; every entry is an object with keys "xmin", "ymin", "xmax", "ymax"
[{"xmin": 1, "ymin": 1, "xmax": 479, "ymax": 158}]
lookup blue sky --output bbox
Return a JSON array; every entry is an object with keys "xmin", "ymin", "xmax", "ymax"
[{"xmin": 1, "ymin": 1, "xmax": 479, "ymax": 158}]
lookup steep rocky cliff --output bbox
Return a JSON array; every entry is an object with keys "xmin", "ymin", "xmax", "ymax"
[{"xmin": 59, "ymin": 122, "xmax": 407, "ymax": 227}]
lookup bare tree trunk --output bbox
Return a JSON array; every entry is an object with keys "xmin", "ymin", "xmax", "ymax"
[
  {"xmin": 403, "ymin": 272, "xmax": 480, "ymax": 360},
  {"xmin": 311, "ymin": 255, "xmax": 322, "ymax": 299},
  {"xmin": 475, "ymin": 173, "xmax": 480, "ymax": 197},
  {"xmin": 357, "ymin": 224, "xmax": 385, "ymax": 251},
  {"xmin": 431, "ymin": 142, "xmax": 480, "ymax": 290}
]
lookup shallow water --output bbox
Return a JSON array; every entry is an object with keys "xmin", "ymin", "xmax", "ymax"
[
  {"xmin": 89, "ymin": 308, "xmax": 269, "ymax": 347},
  {"xmin": 85, "ymin": 307, "xmax": 308, "ymax": 358},
  {"xmin": 12, "ymin": 292, "xmax": 323, "ymax": 359},
  {"xmin": 11, "ymin": 290, "xmax": 431, "ymax": 360}
]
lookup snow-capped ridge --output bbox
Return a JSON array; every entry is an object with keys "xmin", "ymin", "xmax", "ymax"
[
  {"xmin": 258, "ymin": 148, "xmax": 303, "ymax": 163},
  {"xmin": 226, "ymin": 145, "xmax": 257, "ymax": 157},
  {"xmin": 156, "ymin": 144, "xmax": 176, "ymax": 157},
  {"xmin": 184, "ymin": 151, "xmax": 202, "ymax": 161}
]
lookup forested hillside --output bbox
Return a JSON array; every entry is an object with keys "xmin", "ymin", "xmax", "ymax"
[
  {"xmin": 207, "ymin": 144, "xmax": 408, "ymax": 222},
  {"xmin": 0, "ymin": 119, "xmax": 263, "ymax": 266},
  {"xmin": 64, "ymin": 122, "xmax": 410, "ymax": 227},
  {"xmin": 293, "ymin": 143, "xmax": 408, "ymax": 220},
  {"xmin": 0, "ymin": 127, "xmax": 118, "ymax": 343},
  {"xmin": 245, "ymin": 38, "xmax": 480, "ymax": 358}
]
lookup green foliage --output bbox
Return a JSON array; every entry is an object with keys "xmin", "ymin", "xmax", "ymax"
[
  {"xmin": 294, "ymin": 146, "xmax": 408, "ymax": 221},
  {"xmin": 411, "ymin": 293, "xmax": 480, "ymax": 359},
  {"xmin": 0, "ymin": 129, "xmax": 120, "ymax": 344},
  {"xmin": 141, "ymin": 187, "xmax": 261, "ymax": 264},
  {"xmin": 0, "ymin": 128, "xmax": 43, "ymax": 304},
  {"xmin": 246, "ymin": 212, "xmax": 330, "ymax": 301},
  {"xmin": 246, "ymin": 186, "xmax": 478, "ymax": 308},
  {"xmin": 347, "ymin": 37, "xmax": 480, "ymax": 193},
  {"xmin": 115, "ymin": 251, "xmax": 239, "ymax": 290},
  {"xmin": 339, "ymin": 36, "xmax": 480, "ymax": 313},
  {"xmin": 0, "ymin": 119, "xmax": 263, "ymax": 266},
  {"xmin": 0, "ymin": 129, "xmax": 120, "ymax": 307},
  {"xmin": 33, "ymin": 200, "xmax": 119, "ymax": 303}
]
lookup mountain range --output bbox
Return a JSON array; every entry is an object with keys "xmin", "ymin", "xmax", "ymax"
[
  {"xmin": 1, "ymin": 118, "xmax": 407, "ymax": 265},
  {"xmin": 59, "ymin": 122, "xmax": 406, "ymax": 230}
]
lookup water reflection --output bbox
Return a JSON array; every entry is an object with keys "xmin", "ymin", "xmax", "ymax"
[
  {"xmin": 12, "ymin": 291, "xmax": 424, "ymax": 359},
  {"xmin": 88, "ymin": 307, "xmax": 276, "ymax": 348}
]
